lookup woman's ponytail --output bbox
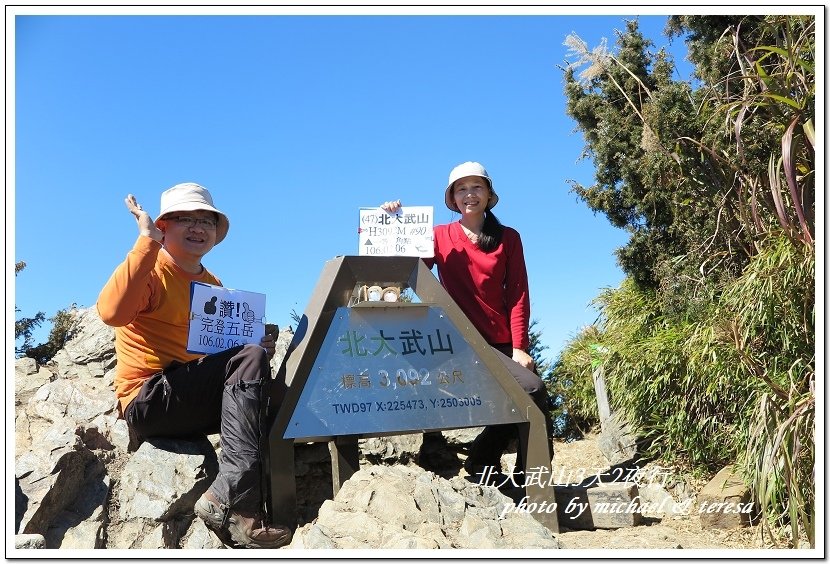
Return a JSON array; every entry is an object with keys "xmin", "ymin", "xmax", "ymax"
[{"xmin": 477, "ymin": 210, "xmax": 503, "ymax": 252}]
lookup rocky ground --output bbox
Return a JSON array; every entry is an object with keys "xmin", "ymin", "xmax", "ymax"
[
  {"xmin": 14, "ymin": 306, "xmax": 799, "ymax": 553},
  {"xmin": 284, "ymin": 428, "xmax": 779, "ymax": 551},
  {"xmin": 542, "ymin": 433, "xmax": 774, "ymax": 550}
]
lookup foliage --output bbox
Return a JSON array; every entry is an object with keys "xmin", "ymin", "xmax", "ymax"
[
  {"xmin": 559, "ymin": 14, "xmax": 815, "ymax": 546},
  {"xmin": 24, "ymin": 307, "xmax": 78, "ymax": 365},
  {"xmin": 529, "ymin": 320, "xmax": 595, "ymax": 440},
  {"xmin": 289, "ymin": 308, "xmax": 302, "ymax": 330},
  {"xmin": 592, "ymin": 280, "xmax": 760, "ymax": 471},
  {"xmin": 670, "ymin": 14, "xmax": 815, "ymax": 546},
  {"xmin": 545, "ymin": 325, "xmax": 602, "ymax": 439},
  {"xmin": 728, "ymin": 236, "xmax": 815, "ymax": 547},
  {"xmin": 15, "ymin": 261, "xmax": 46, "ymax": 357},
  {"xmin": 527, "ymin": 318, "xmax": 551, "ymax": 375},
  {"xmin": 667, "ymin": 15, "xmax": 815, "ymax": 250},
  {"xmin": 563, "ymin": 16, "xmax": 814, "ymax": 316},
  {"xmin": 563, "ymin": 20, "xmax": 744, "ymax": 300},
  {"xmin": 15, "ymin": 261, "xmax": 77, "ymax": 363}
]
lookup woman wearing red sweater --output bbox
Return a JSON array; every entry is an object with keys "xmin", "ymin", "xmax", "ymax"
[{"xmin": 382, "ymin": 161, "xmax": 553, "ymax": 478}]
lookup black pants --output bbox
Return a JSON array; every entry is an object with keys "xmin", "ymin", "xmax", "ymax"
[
  {"xmin": 125, "ymin": 344, "xmax": 272, "ymax": 513},
  {"xmin": 468, "ymin": 344, "xmax": 554, "ymax": 470}
]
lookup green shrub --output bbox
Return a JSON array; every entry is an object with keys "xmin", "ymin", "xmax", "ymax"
[{"xmin": 546, "ymin": 326, "xmax": 602, "ymax": 439}]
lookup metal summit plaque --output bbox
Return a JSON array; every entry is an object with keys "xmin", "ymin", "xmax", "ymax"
[
  {"xmin": 266, "ymin": 256, "xmax": 557, "ymax": 534},
  {"xmin": 283, "ymin": 304, "xmax": 525, "ymax": 440}
]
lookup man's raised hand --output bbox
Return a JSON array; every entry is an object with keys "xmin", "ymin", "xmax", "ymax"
[{"xmin": 125, "ymin": 194, "xmax": 164, "ymax": 243}]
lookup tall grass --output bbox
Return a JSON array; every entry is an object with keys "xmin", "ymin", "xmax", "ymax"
[
  {"xmin": 729, "ymin": 235, "xmax": 815, "ymax": 547},
  {"xmin": 546, "ymin": 326, "xmax": 602, "ymax": 438},
  {"xmin": 591, "ymin": 279, "xmax": 759, "ymax": 472},
  {"xmin": 553, "ymin": 234, "xmax": 814, "ymax": 545}
]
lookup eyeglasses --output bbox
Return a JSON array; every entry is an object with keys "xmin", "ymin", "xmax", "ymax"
[{"xmin": 166, "ymin": 215, "xmax": 218, "ymax": 230}]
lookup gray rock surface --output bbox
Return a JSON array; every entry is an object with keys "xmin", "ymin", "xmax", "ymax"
[
  {"xmin": 12, "ymin": 306, "xmax": 566, "ymax": 551},
  {"xmin": 597, "ymin": 412, "xmax": 638, "ymax": 465},
  {"xmin": 290, "ymin": 465, "xmax": 560, "ymax": 549}
]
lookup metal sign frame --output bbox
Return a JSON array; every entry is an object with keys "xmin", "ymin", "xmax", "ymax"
[{"xmin": 265, "ymin": 256, "xmax": 557, "ymax": 533}]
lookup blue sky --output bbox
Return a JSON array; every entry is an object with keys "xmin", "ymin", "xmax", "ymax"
[{"xmin": 11, "ymin": 6, "xmax": 697, "ymax": 363}]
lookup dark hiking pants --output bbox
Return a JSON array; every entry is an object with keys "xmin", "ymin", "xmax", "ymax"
[
  {"xmin": 469, "ymin": 344, "xmax": 554, "ymax": 473},
  {"xmin": 125, "ymin": 344, "xmax": 271, "ymax": 513}
]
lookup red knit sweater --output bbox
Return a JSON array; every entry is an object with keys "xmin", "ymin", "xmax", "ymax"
[{"xmin": 424, "ymin": 221, "xmax": 530, "ymax": 350}]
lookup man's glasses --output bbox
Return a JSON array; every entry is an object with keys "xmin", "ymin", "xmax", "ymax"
[{"xmin": 166, "ymin": 215, "xmax": 218, "ymax": 230}]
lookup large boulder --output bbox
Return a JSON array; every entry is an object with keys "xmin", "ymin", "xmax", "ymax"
[{"xmin": 289, "ymin": 465, "xmax": 561, "ymax": 550}]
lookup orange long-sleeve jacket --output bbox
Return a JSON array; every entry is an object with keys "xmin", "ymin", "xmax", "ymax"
[{"xmin": 97, "ymin": 236, "xmax": 221, "ymax": 416}]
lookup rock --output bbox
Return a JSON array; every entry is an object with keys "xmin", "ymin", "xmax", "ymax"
[
  {"xmin": 443, "ymin": 427, "xmax": 485, "ymax": 445},
  {"xmin": 697, "ymin": 465, "xmax": 754, "ymax": 529},
  {"xmin": 16, "ymin": 357, "xmax": 39, "ymax": 376},
  {"xmin": 49, "ymin": 307, "xmax": 116, "ymax": 381},
  {"xmin": 15, "ymin": 357, "xmax": 54, "ymax": 403},
  {"xmin": 15, "ymin": 534, "xmax": 45, "ymax": 549},
  {"xmin": 117, "ymin": 437, "xmax": 217, "ymax": 521},
  {"xmin": 638, "ymin": 484, "xmax": 680, "ymax": 516},
  {"xmin": 554, "ymin": 485, "xmax": 594, "ymax": 530},
  {"xmin": 26, "ymin": 379, "xmax": 116, "ymax": 424},
  {"xmin": 15, "ymin": 425, "xmax": 98, "ymax": 536},
  {"xmin": 586, "ymin": 482, "xmax": 643, "ymax": 528},
  {"xmin": 359, "ymin": 433, "xmax": 422, "ymax": 464},
  {"xmin": 597, "ymin": 413, "xmax": 637, "ymax": 465},
  {"xmin": 289, "ymin": 465, "xmax": 561, "ymax": 549},
  {"xmin": 44, "ymin": 452, "xmax": 110, "ymax": 549},
  {"xmin": 21, "ymin": 311, "xmax": 553, "ymax": 551},
  {"xmin": 269, "ymin": 328, "xmax": 294, "ymax": 374},
  {"xmin": 81, "ymin": 413, "xmax": 131, "ymax": 453},
  {"xmin": 181, "ymin": 519, "xmax": 228, "ymax": 549},
  {"xmin": 293, "ymin": 442, "xmax": 335, "ymax": 525}
]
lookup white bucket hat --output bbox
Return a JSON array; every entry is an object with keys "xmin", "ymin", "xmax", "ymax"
[
  {"xmin": 155, "ymin": 182, "xmax": 230, "ymax": 244},
  {"xmin": 444, "ymin": 161, "xmax": 499, "ymax": 212}
]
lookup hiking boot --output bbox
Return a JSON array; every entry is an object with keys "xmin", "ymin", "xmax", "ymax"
[
  {"xmin": 194, "ymin": 493, "xmax": 234, "ymax": 546},
  {"xmin": 194, "ymin": 491, "xmax": 291, "ymax": 549}
]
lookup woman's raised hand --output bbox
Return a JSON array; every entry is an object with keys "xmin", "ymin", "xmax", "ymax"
[{"xmin": 380, "ymin": 200, "xmax": 402, "ymax": 213}]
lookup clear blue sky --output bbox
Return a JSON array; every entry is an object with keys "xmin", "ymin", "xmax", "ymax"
[{"xmin": 11, "ymin": 7, "xmax": 695, "ymax": 363}]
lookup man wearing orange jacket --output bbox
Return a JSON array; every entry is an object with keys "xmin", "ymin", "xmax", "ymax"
[{"xmin": 97, "ymin": 182, "xmax": 289, "ymax": 549}]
